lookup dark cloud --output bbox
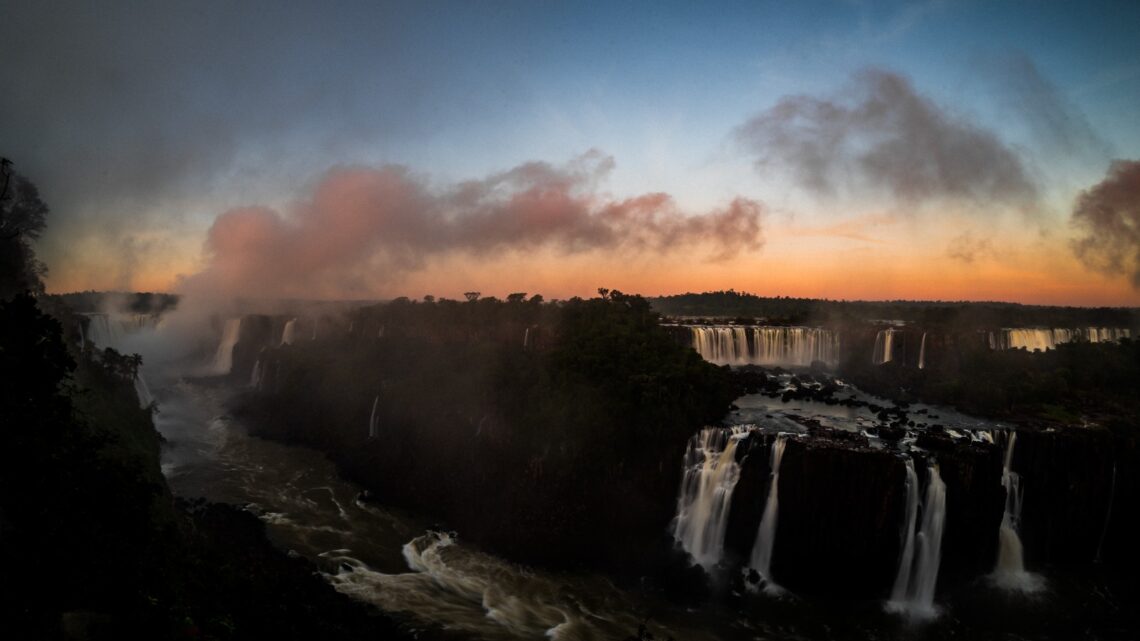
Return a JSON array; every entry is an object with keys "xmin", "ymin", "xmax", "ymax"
[
  {"xmin": 945, "ymin": 230, "xmax": 994, "ymax": 263},
  {"xmin": 1071, "ymin": 160, "xmax": 1140, "ymax": 288},
  {"xmin": 179, "ymin": 153, "xmax": 764, "ymax": 299},
  {"xmin": 994, "ymin": 55, "xmax": 1108, "ymax": 159},
  {"xmin": 735, "ymin": 68, "xmax": 1039, "ymax": 209}
]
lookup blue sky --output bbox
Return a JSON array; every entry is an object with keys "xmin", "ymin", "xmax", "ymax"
[{"xmin": 3, "ymin": 1, "xmax": 1139, "ymax": 302}]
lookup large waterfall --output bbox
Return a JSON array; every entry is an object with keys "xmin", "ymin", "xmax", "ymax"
[
  {"xmin": 672, "ymin": 427, "xmax": 748, "ymax": 569},
  {"xmin": 212, "ymin": 318, "xmax": 242, "ymax": 374},
  {"xmin": 281, "ymin": 318, "xmax": 298, "ymax": 345},
  {"xmin": 887, "ymin": 460, "xmax": 946, "ymax": 620},
  {"xmin": 988, "ymin": 327, "xmax": 1131, "ymax": 352},
  {"xmin": 748, "ymin": 434, "xmax": 788, "ymax": 594},
  {"xmin": 872, "ymin": 329, "xmax": 899, "ymax": 365},
  {"xmin": 991, "ymin": 432, "xmax": 1043, "ymax": 592},
  {"xmin": 687, "ymin": 326, "xmax": 839, "ymax": 367},
  {"xmin": 368, "ymin": 395, "xmax": 380, "ymax": 439},
  {"xmin": 81, "ymin": 312, "xmax": 153, "ymax": 408},
  {"xmin": 918, "ymin": 333, "xmax": 927, "ymax": 370}
]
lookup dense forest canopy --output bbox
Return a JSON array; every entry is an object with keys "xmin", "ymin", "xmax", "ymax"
[{"xmin": 652, "ymin": 290, "xmax": 1140, "ymax": 329}]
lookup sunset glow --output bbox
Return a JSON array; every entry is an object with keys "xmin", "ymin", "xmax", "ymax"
[{"xmin": 3, "ymin": 2, "xmax": 1138, "ymax": 305}]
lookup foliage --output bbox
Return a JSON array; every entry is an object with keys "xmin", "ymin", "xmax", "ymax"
[
  {"xmin": 840, "ymin": 337, "xmax": 1140, "ymax": 424},
  {"xmin": 652, "ymin": 290, "xmax": 1139, "ymax": 329},
  {"xmin": 237, "ymin": 292, "xmax": 736, "ymax": 571},
  {"xmin": 0, "ymin": 162, "xmax": 50, "ymax": 298}
]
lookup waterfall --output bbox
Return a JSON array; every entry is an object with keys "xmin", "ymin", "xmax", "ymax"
[
  {"xmin": 887, "ymin": 460, "xmax": 946, "ymax": 620},
  {"xmin": 523, "ymin": 327, "xmax": 530, "ymax": 348},
  {"xmin": 748, "ymin": 434, "xmax": 787, "ymax": 593},
  {"xmin": 918, "ymin": 333, "xmax": 927, "ymax": 370},
  {"xmin": 281, "ymin": 318, "xmax": 297, "ymax": 345},
  {"xmin": 990, "ymin": 327, "xmax": 1132, "ymax": 352},
  {"xmin": 368, "ymin": 395, "xmax": 380, "ymax": 439},
  {"xmin": 672, "ymin": 427, "xmax": 747, "ymax": 570},
  {"xmin": 872, "ymin": 329, "xmax": 898, "ymax": 365},
  {"xmin": 133, "ymin": 375, "xmax": 153, "ymax": 408},
  {"xmin": 250, "ymin": 359, "xmax": 263, "ymax": 389},
  {"xmin": 687, "ymin": 326, "xmax": 839, "ymax": 367},
  {"xmin": 1095, "ymin": 462, "xmax": 1117, "ymax": 564},
  {"xmin": 212, "ymin": 318, "xmax": 242, "ymax": 374},
  {"xmin": 889, "ymin": 459, "xmax": 920, "ymax": 606},
  {"xmin": 991, "ymin": 433, "xmax": 1043, "ymax": 592}
]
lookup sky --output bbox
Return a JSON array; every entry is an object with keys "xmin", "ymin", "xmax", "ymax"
[{"xmin": 3, "ymin": 0, "xmax": 1140, "ymax": 305}]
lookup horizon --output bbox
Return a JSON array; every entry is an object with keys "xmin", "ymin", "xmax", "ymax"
[{"xmin": 5, "ymin": 1, "xmax": 1140, "ymax": 306}]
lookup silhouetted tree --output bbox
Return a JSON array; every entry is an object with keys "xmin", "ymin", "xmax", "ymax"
[
  {"xmin": 464, "ymin": 291, "xmax": 480, "ymax": 302},
  {"xmin": 0, "ymin": 158, "xmax": 50, "ymax": 298}
]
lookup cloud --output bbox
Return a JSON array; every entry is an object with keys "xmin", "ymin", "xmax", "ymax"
[
  {"xmin": 993, "ymin": 55, "xmax": 1107, "ymax": 159},
  {"xmin": 945, "ymin": 230, "xmax": 995, "ymax": 263},
  {"xmin": 735, "ymin": 68, "xmax": 1039, "ymax": 209},
  {"xmin": 178, "ymin": 153, "xmax": 764, "ymax": 299},
  {"xmin": 1071, "ymin": 160, "xmax": 1140, "ymax": 288}
]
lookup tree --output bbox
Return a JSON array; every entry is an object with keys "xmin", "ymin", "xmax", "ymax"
[
  {"xmin": 464, "ymin": 291, "xmax": 480, "ymax": 302},
  {"xmin": 0, "ymin": 158, "xmax": 50, "ymax": 298},
  {"xmin": 506, "ymin": 292, "xmax": 527, "ymax": 303}
]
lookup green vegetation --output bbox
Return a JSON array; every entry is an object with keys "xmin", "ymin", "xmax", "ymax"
[
  {"xmin": 652, "ymin": 290, "xmax": 1139, "ymax": 329},
  {"xmin": 841, "ymin": 337, "xmax": 1140, "ymax": 426},
  {"xmin": 1, "ymin": 164, "xmax": 412, "ymax": 640},
  {"xmin": 237, "ymin": 291, "xmax": 736, "ymax": 575}
]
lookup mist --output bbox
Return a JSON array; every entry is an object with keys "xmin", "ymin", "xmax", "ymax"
[
  {"xmin": 1071, "ymin": 159, "xmax": 1140, "ymax": 288},
  {"xmin": 735, "ymin": 68, "xmax": 1040, "ymax": 211},
  {"xmin": 177, "ymin": 152, "xmax": 765, "ymax": 300}
]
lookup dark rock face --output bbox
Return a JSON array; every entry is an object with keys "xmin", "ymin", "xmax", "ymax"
[
  {"xmin": 1015, "ymin": 427, "xmax": 1138, "ymax": 568},
  {"xmin": 722, "ymin": 428, "xmax": 1008, "ymax": 598},
  {"xmin": 230, "ymin": 314, "xmax": 279, "ymax": 381},
  {"xmin": 767, "ymin": 437, "xmax": 907, "ymax": 597},
  {"xmin": 921, "ymin": 435, "xmax": 1005, "ymax": 585}
]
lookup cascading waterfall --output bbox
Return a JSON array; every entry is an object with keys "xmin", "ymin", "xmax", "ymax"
[
  {"xmin": 687, "ymin": 326, "xmax": 839, "ymax": 367},
  {"xmin": 368, "ymin": 395, "xmax": 380, "ymax": 439},
  {"xmin": 281, "ymin": 318, "xmax": 297, "ymax": 345},
  {"xmin": 887, "ymin": 460, "xmax": 946, "ymax": 620},
  {"xmin": 748, "ymin": 434, "xmax": 788, "ymax": 593},
  {"xmin": 82, "ymin": 313, "xmax": 121, "ymax": 350},
  {"xmin": 918, "ymin": 333, "xmax": 927, "ymax": 370},
  {"xmin": 989, "ymin": 327, "xmax": 1132, "ymax": 352},
  {"xmin": 523, "ymin": 327, "xmax": 530, "ymax": 348},
  {"xmin": 82, "ymin": 312, "xmax": 153, "ymax": 407},
  {"xmin": 672, "ymin": 427, "xmax": 748, "ymax": 570},
  {"xmin": 212, "ymin": 318, "xmax": 242, "ymax": 374},
  {"xmin": 1095, "ymin": 462, "xmax": 1117, "ymax": 564},
  {"xmin": 250, "ymin": 359, "xmax": 263, "ymax": 389},
  {"xmin": 991, "ymin": 433, "xmax": 1043, "ymax": 591},
  {"xmin": 133, "ymin": 375, "xmax": 153, "ymax": 408},
  {"xmin": 872, "ymin": 329, "xmax": 899, "ymax": 365},
  {"xmin": 889, "ymin": 459, "xmax": 920, "ymax": 607}
]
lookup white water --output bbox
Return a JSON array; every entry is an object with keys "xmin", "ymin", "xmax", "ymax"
[
  {"xmin": 991, "ymin": 433, "xmax": 1044, "ymax": 592},
  {"xmin": 686, "ymin": 326, "xmax": 840, "ymax": 367},
  {"xmin": 672, "ymin": 427, "xmax": 748, "ymax": 569},
  {"xmin": 281, "ymin": 318, "xmax": 297, "ymax": 345},
  {"xmin": 250, "ymin": 359, "xmax": 262, "ymax": 389},
  {"xmin": 988, "ymin": 327, "xmax": 1131, "ymax": 352},
  {"xmin": 748, "ymin": 434, "xmax": 787, "ymax": 593},
  {"xmin": 918, "ymin": 333, "xmax": 927, "ymax": 370},
  {"xmin": 153, "ymin": 379, "xmax": 714, "ymax": 641},
  {"xmin": 211, "ymin": 318, "xmax": 242, "ymax": 374},
  {"xmin": 82, "ymin": 312, "xmax": 155, "ymax": 407},
  {"xmin": 889, "ymin": 459, "xmax": 920, "ymax": 606},
  {"xmin": 368, "ymin": 395, "xmax": 380, "ymax": 439},
  {"xmin": 523, "ymin": 327, "xmax": 530, "ymax": 348},
  {"xmin": 887, "ymin": 461, "xmax": 946, "ymax": 620},
  {"xmin": 872, "ymin": 329, "xmax": 899, "ymax": 365}
]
